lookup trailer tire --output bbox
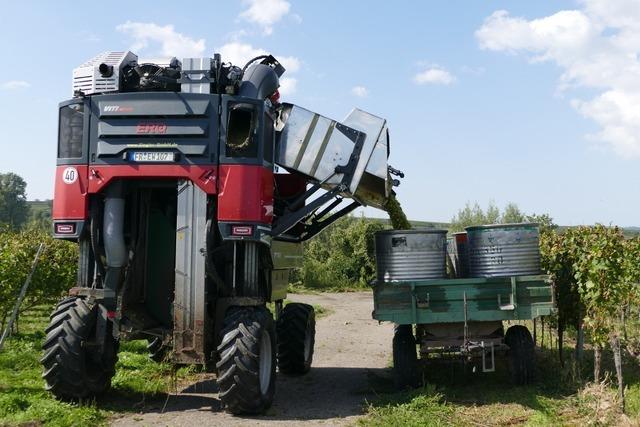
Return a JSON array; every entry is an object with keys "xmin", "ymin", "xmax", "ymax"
[
  {"xmin": 393, "ymin": 324, "xmax": 418, "ymax": 389},
  {"xmin": 505, "ymin": 325, "xmax": 535, "ymax": 385},
  {"xmin": 277, "ymin": 303, "xmax": 315, "ymax": 375},
  {"xmin": 147, "ymin": 337, "xmax": 169, "ymax": 363},
  {"xmin": 216, "ymin": 306, "xmax": 276, "ymax": 414},
  {"xmin": 41, "ymin": 297, "xmax": 118, "ymax": 400}
]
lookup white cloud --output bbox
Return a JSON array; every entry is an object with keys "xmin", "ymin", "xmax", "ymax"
[
  {"xmin": 240, "ymin": 0, "xmax": 291, "ymax": 35},
  {"xmin": 116, "ymin": 21, "xmax": 206, "ymax": 58},
  {"xmin": 278, "ymin": 77, "xmax": 297, "ymax": 96},
  {"xmin": 219, "ymin": 42, "xmax": 267, "ymax": 66},
  {"xmin": 351, "ymin": 86, "xmax": 369, "ymax": 97},
  {"xmin": 413, "ymin": 66, "xmax": 456, "ymax": 85},
  {"xmin": 476, "ymin": 1, "xmax": 640, "ymax": 158},
  {"xmin": 218, "ymin": 41, "xmax": 301, "ymax": 96},
  {"xmin": 1, "ymin": 80, "xmax": 30, "ymax": 90}
]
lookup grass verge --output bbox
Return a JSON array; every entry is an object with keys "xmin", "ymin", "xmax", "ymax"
[
  {"xmin": 0, "ymin": 304, "xmax": 196, "ymax": 427},
  {"xmin": 360, "ymin": 345, "xmax": 640, "ymax": 426}
]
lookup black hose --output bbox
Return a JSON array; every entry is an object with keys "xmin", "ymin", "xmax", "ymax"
[
  {"xmin": 242, "ymin": 55, "xmax": 270, "ymax": 73},
  {"xmin": 90, "ymin": 199, "xmax": 106, "ymax": 282}
]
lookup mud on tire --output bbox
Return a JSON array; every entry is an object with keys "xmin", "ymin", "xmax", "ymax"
[
  {"xmin": 505, "ymin": 325, "xmax": 535, "ymax": 385},
  {"xmin": 216, "ymin": 306, "xmax": 276, "ymax": 415},
  {"xmin": 277, "ymin": 303, "xmax": 315, "ymax": 375},
  {"xmin": 41, "ymin": 297, "xmax": 119, "ymax": 400}
]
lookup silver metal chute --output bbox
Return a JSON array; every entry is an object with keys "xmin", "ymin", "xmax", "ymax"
[{"xmin": 275, "ymin": 103, "xmax": 390, "ymax": 209}]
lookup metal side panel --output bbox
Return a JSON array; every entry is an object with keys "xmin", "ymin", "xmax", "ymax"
[
  {"xmin": 341, "ymin": 109, "xmax": 388, "ymax": 196},
  {"xmin": 174, "ymin": 180, "xmax": 208, "ymax": 364},
  {"xmin": 276, "ymin": 103, "xmax": 389, "ymax": 207},
  {"xmin": 276, "ymin": 104, "xmax": 362, "ymax": 186}
]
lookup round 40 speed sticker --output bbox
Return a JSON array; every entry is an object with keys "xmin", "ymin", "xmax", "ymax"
[{"xmin": 62, "ymin": 167, "xmax": 78, "ymax": 184}]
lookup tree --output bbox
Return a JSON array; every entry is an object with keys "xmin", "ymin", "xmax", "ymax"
[
  {"xmin": 525, "ymin": 213, "xmax": 557, "ymax": 234},
  {"xmin": 302, "ymin": 215, "xmax": 384, "ymax": 289},
  {"xmin": 501, "ymin": 202, "xmax": 525, "ymax": 224},
  {"xmin": 0, "ymin": 173, "xmax": 30, "ymax": 230},
  {"xmin": 450, "ymin": 201, "xmax": 501, "ymax": 232}
]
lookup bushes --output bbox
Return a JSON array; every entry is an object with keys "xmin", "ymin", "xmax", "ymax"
[
  {"xmin": 0, "ymin": 226, "xmax": 77, "ymax": 326},
  {"xmin": 300, "ymin": 216, "xmax": 384, "ymax": 290}
]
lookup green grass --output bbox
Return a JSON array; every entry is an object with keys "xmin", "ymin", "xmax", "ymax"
[
  {"xmin": 360, "ymin": 343, "xmax": 640, "ymax": 426},
  {"xmin": 0, "ymin": 304, "xmax": 196, "ymax": 427},
  {"xmin": 288, "ymin": 281, "xmax": 373, "ymax": 294}
]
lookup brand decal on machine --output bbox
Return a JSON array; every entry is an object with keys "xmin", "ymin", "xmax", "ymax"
[
  {"xmin": 62, "ymin": 167, "xmax": 78, "ymax": 184},
  {"xmin": 136, "ymin": 123, "xmax": 168, "ymax": 134},
  {"xmin": 103, "ymin": 105, "xmax": 134, "ymax": 113}
]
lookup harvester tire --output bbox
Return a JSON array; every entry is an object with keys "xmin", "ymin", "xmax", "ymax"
[
  {"xmin": 276, "ymin": 303, "xmax": 315, "ymax": 375},
  {"xmin": 505, "ymin": 325, "xmax": 535, "ymax": 385},
  {"xmin": 216, "ymin": 306, "xmax": 276, "ymax": 414},
  {"xmin": 393, "ymin": 324, "xmax": 418, "ymax": 389},
  {"xmin": 41, "ymin": 297, "xmax": 118, "ymax": 400}
]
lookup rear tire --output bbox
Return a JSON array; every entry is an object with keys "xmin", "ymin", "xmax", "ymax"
[
  {"xmin": 505, "ymin": 325, "xmax": 535, "ymax": 385},
  {"xmin": 216, "ymin": 306, "xmax": 276, "ymax": 414},
  {"xmin": 393, "ymin": 324, "xmax": 418, "ymax": 389},
  {"xmin": 277, "ymin": 303, "xmax": 315, "ymax": 375},
  {"xmin": 41, "ymin": 297, "xmax": 118, "ymax": 400}
]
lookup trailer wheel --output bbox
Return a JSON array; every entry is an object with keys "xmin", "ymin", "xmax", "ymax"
[
  {"xmin": 147, "ymin": 337, "xmax": 169, "ymax": 363},
  {"xmin": 505, "ymin": 325, "xmax": 535, "ymax": 385},
  {"xmin": 277, "ymin": 303, "xmax": 315, "ymax": 375},
  {"xmin": 41, "ymin": 297, "xmax": 118, "ymax": 399},
  {"xmin": 216, "ymin": 306, "xmax": 276, "ymax": 414},
  {"xmin": 393, "ymin": 324, "xmax": 418, "ymax": 389}
]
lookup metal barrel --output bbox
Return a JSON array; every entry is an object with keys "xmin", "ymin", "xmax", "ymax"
[
  {"xmin": 465, "ymin": 223, "xmax": 541, "ymax": 278},
  {"xmin": 375, "ymin": 229, "xmax": 448, "ymax": 282},
  {"xmin": 447, "ymin": 231, "xmax": 469, "ymax": 278}
]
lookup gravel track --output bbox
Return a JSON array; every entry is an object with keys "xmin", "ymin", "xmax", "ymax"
[{"xmin": 111, "ymin": 291, "xmax": 394, "ymax": 426}]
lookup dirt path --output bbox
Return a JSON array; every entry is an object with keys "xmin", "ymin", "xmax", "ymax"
[{"xmin": 111, "ymin": 292, "xmax": 394, "ymax": 426}]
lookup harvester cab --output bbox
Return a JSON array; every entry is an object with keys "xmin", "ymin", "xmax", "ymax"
[{"xmin": 46, "ymin": 50, "xmax": 398, "ymax": 414}]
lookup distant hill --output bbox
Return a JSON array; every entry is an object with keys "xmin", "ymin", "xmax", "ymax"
[
  {"xmin": 27, "ymin": 200, "xmax": 52, "ymax": 226},
  {"xmin": 28, "ymin": 200, "xmax": 52, "ymax": 215}
]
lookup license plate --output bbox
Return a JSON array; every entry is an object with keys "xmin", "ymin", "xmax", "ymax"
[{"xmin": 128, "ymin": 151, "xmax": 175, "ymax": 162}]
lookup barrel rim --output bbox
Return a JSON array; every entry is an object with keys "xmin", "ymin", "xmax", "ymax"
[
  {"xmin": 465, "ymin": 222, "xmax": 539, "ymax": 231},
  {"xmin": 376, "ymin": 229, "xmax": 448, "ymax": 236}
]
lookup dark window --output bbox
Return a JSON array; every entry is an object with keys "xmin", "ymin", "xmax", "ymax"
[
  {"xmin": 226, "ymin": 104, "xmax": 258, "ymax": 158},
  {"xmin": 263, "ymin": 114, "xmax": 274, "ymax": 163},
  {"xmin": 58, "ymin": 104, "xmax": 84, "ymax": 158}
]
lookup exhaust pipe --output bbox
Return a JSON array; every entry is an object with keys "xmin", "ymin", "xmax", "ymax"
[{"xmin": 102, "ymin": 181, "xmax": 126, "ymax": 308}]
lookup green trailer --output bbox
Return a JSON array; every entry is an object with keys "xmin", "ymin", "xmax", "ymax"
[{"xmin": 372, "ymin": 274, "xmax": 555, "ymax": 387}]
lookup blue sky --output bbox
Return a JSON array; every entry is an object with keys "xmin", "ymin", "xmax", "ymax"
[{"xmin": 0, "ymin": 1, "xmax": 638, "ymax": 226}]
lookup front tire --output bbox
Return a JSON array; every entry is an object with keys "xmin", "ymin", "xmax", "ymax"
[
  {"xmin": 216, "ymin": 306, "xmax": 276, "ymax": 414},
  {"xmin": 505, "ymin": 325, "xmax": 535, "ymax": 385},
  {"xmin": 277, "ymin": 303, "xmax": 316, "ymax": 375},
  {"xmin": 41, "ymin": 297, "xmax": 118, "ymax": 400},
  {"xmin": 393, "ymin": 324, "xmax": 418, "ymax": 389}
]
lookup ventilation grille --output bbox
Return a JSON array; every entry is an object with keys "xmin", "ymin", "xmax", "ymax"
[{"xmin": 72, "ymin": 51, "xmax": 137, "ymax": 95}]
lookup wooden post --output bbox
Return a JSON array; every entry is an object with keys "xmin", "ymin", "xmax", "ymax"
[
  {"xmin": 594, "ymin": 345, "xmax": 602, "ymax": 383},
  {"xmin": 0, "ymin": 243, "xmax": 45, "ymax": 352},
  {"xmin": 611, "ymin": 334, "xmax": 625, "ymax": 413}
]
